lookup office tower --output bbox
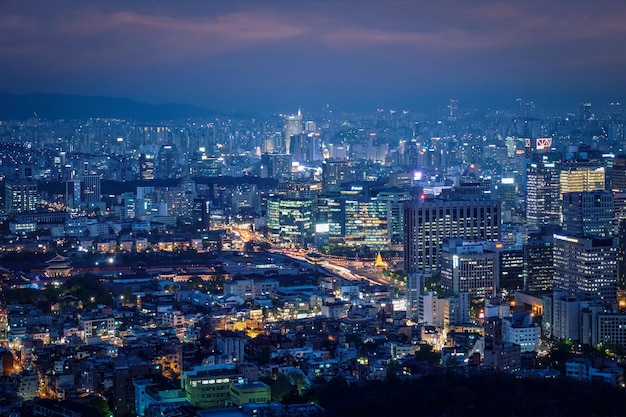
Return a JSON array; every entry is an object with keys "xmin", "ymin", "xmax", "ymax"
[
  {"xmin": 157, "ymin": 144, "xmax": 178, "ymax": 179},
  {"xmin": 526, "ymin": 157, "xmax": 561, "ymax": 230},
  {"xmin": 497, "ymin": 178, "xmax": 517, "ymax": 222},
  {"xmin": 404, "ymin": 196, "xmax": 500, "ymax": 275},
  {"xmin": 316, "ymin": 195, "xmax": 389, "ymax": 250},
  {"xmin": 615, "ymin": 192, "xmax": 626, "ymax": 286},
  {"xmin": 122, "ymin": 192, "xmax": 136, "ymax": 220},
  {"xmin": 289, "ymin": 132, "xmax": 321, "ymax": 163},
  {"xmin": 553, "ymin": 234, "xmax": 618, "ymax": 304},
  {"xmin": 494, "ymin": 244, "xmax": 525, "ymax": 292},
  {"xmin": 278, "ymin": 181, "xmax": 323, "ymax": 200},
  {"xmin": 406, "ymin": 273, "xmax": 425, "ymax": 319},
  {"xmin": 558, "ymin": 160, "xmax": 605, "ymax": 195},
  {"xmin": 80, "ymin": 175, "xmax": 101, "ymax": 204},
  {"xmin": 139, "ymin": 153, "xmax": 156, "ymax": 180},
  {"xmin": 542, "ymin": 289, "xmax": 581, "ymax": 340},
  {"xmin": 449, "ymin": 99, "xmax": 458, "ymax": 118},
  {"xmin": 440, "ymin": 240, "xmax": 497, "ymax": 298},
  {"xmin": 561, "ymin": 191, "xmax": 613, "ymax": 238},
  {"xmin": 65, "ymin": 178, "xmax": 82, "ymax": 208},
  {"xmin": 612, "ymin": 155, "xmax": 626, "ymax": 191},
  {"xmin": 316, "ymin": 194, "xmax": 343, "ymax": 246},
  {"xmin": 283, "ymin": 109, "xmax": 302, "ymax": 154},
  {"xmin": 524, "ymin": 230, "xmax": 555, "ymax": 292},
  {"xmin": 322, "ymin": 159, "xmax": 354, "ymax": 191},
  {"xmin": 261, "ymin": 153, "xmax": 292, "ymax": 181},
  {"xmin": 191, "ymin": 198, "xmax": 210, "ymax": 230},
  {"xmin": 5, "ymin": 181, "xmax": 37, "ymax": 214},
  {"xmin": 377, "ymin": 188, "xmax": 411, "ymax": 250},
  {"xmin": 267, "ymin": 196, "xmax": 314, "ymax": 247},
  {"xmin": 343, "ymin": 197, "xmax": 389, "ymax": 250}
]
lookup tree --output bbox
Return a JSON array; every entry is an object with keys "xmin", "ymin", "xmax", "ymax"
[
  {"xmin": 289, "ymin": 371, "xmax": 309, "ymax": 396},
  {"xmin": 89, "ymin": 398, "xmax": 112, "ymax": 417},
  {"xmin": 206, "ymin": 273, "xmax": 225, "ymax": 294},
  {"xmin": 258, "ymin": 346, "xmax": 272, "ymax": 365},
  {"xmin": 188, "ymin": 275, "xmax": 204, "ymax": 291},
  {"xmin": 260, "ymin": 373, "xmax": 293, "ymax": 401},
  {"xmin": 414, "ymin": 343, "xmax": 441, "ymax": 365}
]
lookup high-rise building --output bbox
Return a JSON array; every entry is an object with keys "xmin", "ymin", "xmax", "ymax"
[
  {"xmin": 343, "ymin": 197, "xmax": 389, "ymax": 250},
  {"xmin": 404, "ymin": 196, "xmax": 500, "ymax": 274},
  {"xmin": 261, "ymin": 153, "xmax": 292, "ymax": 181},
  {"xmin": 139, "ymin": 153, "xmax": 156, "ymax": 180},
  {"xmin": 5, "ymin": 180, "xmax": 37, "ymax": 214},
  {"xmin": 283, "ymin": 110, "xmax": 302, "ymax": 154},
  {"xmin": 526, "ymin": 157, "xmax": 561, "ymax": 230},
  {"xmin": 322, "ymin": 159, "xmax": 355, "ymax": 191},
  {"xmin": 614, "ymin": 192, "xmax": 626, "ymax": 286},
  {"xmin": 612, "ymin": 155, "xmax": 626, "ymax": 192},
  {"xmin": 561, "ymin": 191, "xmax": 613, "ymax": 238},
  {"xmin": 559, "ymin": 160, "xmax": 605, "ymax": 195},
  {"xmin": 406, "ymin": 273, "xmax": 425, "ymax": 319},
  {"xmin": 157, "ymin": 144, "xmax": 178, "ymax": 179},
  {"xmin": 491, "ymin": 244, "xmax": 525, "ymax": 293},
  {"xmin": 267, "ymin": 196, "xmax": 314, "ymax": 247},
  {"xmin": 552, "ymin": 234, "xmax": 618, "ymax": 305},
  {"xmin": 81, "ymin": 175, "xmax": 101, "ymax": 204},
  {"xmin": 524, "ymin": 229, "xmax": 556, "ymax": 292},
  {"xmin": 440, "ymin": 239, "xmax": 497, "ymax": 298},
  {"xmin": 497, "ymin": 178, "xmax": 517, "ymax": 222},
  {"xmin": 376, "ymin": 188, "xmax": 411, "ymax": 250},
  {"xmin": 315, "ymin": 195, "xmax": 389, "ymax": 250}
]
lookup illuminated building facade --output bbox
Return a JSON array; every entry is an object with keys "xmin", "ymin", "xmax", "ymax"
[
  {"xmin": 524, "ymin": 231, "xmax": 555, "ymax": 292},
  {"xmin": 316, "ymin": 196, "xmax": 389, "ymax": 250},
  {"xmin": 343, "ymin": 197, "xmax": 389, "ymax": 250},
  {"xmin": 612, "ymin": 155, "xmax": 626, "ymax": 191},
  {"xmin": 526, "ymin": 158, "xmax": 561, "ymax": 230},
  {"xmin": 321, "ymin": 159, "xmax": 360, "ymax": 191},
  {"xmin": 139, "ymin": 153, "xmax": 156, "ymax": 180},
  {"xmin": 377, "ymin": 188, "xmax": 411, "ymax": 250},
  {"xmin": 283, "ymin": 110, "xmax": 302, "ymax": 154},
  {"xmin": 553, "ymin": 234, "xmax": 618, "ymax": 304},
  {"xmin": 80, "ymin": 175, "xmax": 101, "ymax": 204},
  {"xmin": 440, "ymin": 239, "xmax": 497, "ymax": 298},
  {"xmin": 5, "ymin": 180, "xmax": 38, "ymax": 214},
  {"xmin": 559, "ymin": 160, "xmax": 605, "ymax": 195},
  {"xmin": 266, "ymin": 196, "xmax": 314, "ymax": 247},
  {"xmin": 561, "ymin": 191, "xmax": 614, "ymax": 238},
  {"xmin": 404, "ymin": 196, "xmax": 500, "ymax": 274}
]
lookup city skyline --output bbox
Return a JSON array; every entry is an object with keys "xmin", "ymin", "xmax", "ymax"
[{"xmin": 2, "ymin": 1, "xmax": 626, "ymax": 113}]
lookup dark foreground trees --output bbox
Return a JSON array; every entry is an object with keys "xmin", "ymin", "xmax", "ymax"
[{"xmin": 312, "ymin": 373, "xmax": 626, "ymax": 417}]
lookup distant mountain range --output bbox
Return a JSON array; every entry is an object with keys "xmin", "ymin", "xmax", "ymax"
[{"xmin": 0, "ymin": 92, "xmax": 223, "ymax": 121}]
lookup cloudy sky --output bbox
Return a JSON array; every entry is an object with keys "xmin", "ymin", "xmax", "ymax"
[{"xmin": 1, "ymin": 1, "xmax": 625, "ymax": 113}]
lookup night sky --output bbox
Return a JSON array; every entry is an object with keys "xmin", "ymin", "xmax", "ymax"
[{"xmin": 2, "ymin": 1, "xmax": 626, "ymax": 113}]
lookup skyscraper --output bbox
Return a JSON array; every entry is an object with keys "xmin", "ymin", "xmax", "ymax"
[
  {"xmin": 558, "ymin": 160, "xmax": 605, "ymax": 195},
  {"xmin": 283, "ymin": 109, "xmax": 302, "ymax": 154},
  {"xmin": 612, "ymin": 155, "xmax": 626, "ymax": 192},
  {"xmin": 377, "ymin": 188, "xmax": 411, "ymax": 250},
  {"xmin": 5, "ymin": 181, "xmax": 37, "ymax": 214},
  {"xmin": 526, "ymin": 157, "xmax": 560, "ymax": 230},
  {"xmin": 80, "ymin": 175, "xmax": 101, "ymax": 204},
  {"xmin": 404, "ymin": 195, "xmax": 500, "ymax": 275},
  {"xmin": 552, "ymin": 234, "xmax": 618, "ymax": 305},
  {"xmin": 322, "ymin": 159, "xmax": 356, "ymax": 191},
  {"xmin": 440, "ymin": 239, "xmax": 497, "ymax": 298},
  {"xmin": 524, "ymin": 229, "xmax": 556, "ymax": 292},
  {"xmin": 561, "ymin": 191, "xmax": 613, "ymax": 238}
]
